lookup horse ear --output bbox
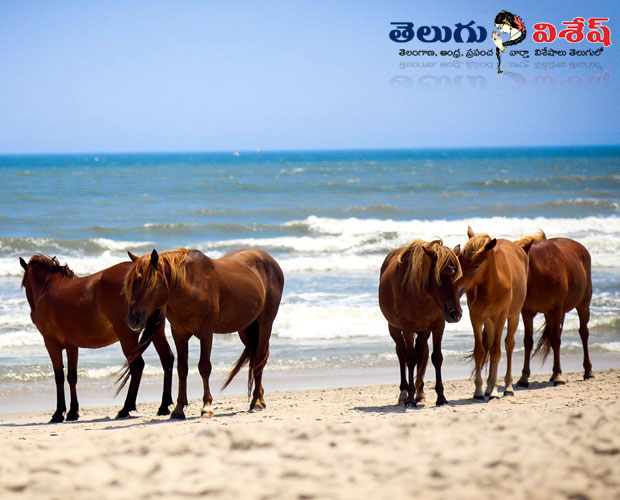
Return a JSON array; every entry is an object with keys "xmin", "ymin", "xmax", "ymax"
[
  {"xmin": 422, "ymin": 245, "xmax": 437, "ymax": 262},
  {"xmin": 453, "ymin": 244, "xmax": 461, "ymax": 256},
  {"xmin": 467, "ymin": 226, "xmax": 475, "ymax": 239},
  {"xmin": 19, "ymin": 257, "xmax": 28, "ymax": 271},
  {"xmin": 150, "ymin": 249, "xmax": 159, "ymax": 268},
  {"xmin": 484, "ymin": 238, "xmax": 497, "ymax": 252},
  {"xmin": 521, "ymin": 240, "xmax": 533, "ymax": 254},
  {"xmin": 128, "ymin": 251, "xmax": 139, "ymax": 262}
]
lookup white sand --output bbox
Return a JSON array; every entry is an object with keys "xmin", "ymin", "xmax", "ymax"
[{"xmin": 1, "ymin": 369, "xmax": 619, "ymax": 500}]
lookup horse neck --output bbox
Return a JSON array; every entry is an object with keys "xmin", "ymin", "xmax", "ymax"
[{"xmin": 25, "ymin": 266, "xmax": 69, "ymax": 304}]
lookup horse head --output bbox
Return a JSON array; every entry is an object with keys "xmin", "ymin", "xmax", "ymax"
[
  {"xmin": 124, "ymin": 249, "xmax": 170, "ymax": 332},
  {"xmin": 456, "ymin": 226, "xmax": 497, "ymax": 295},
  {"xmin": 20, "ymin": 255, "xmax": 75, "ymax": 320},
  {"xmin": 424, "ymin": 242, "xmax": 463, "ymax": 323},
  {"xmin": 399, "ymin": 240, "xmax": 463, "ymax": 323}
]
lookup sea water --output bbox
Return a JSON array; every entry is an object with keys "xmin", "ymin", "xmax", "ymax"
[{"xmin": 1, "ymin": 147, "xmax": 619, "ymax": 411}]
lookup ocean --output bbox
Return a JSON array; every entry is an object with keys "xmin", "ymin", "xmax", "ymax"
[{"xmin": 1, "ymin": 147, "xmax": 619, "ymax": 412}]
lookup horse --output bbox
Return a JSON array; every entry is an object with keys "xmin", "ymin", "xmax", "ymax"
[
  {"xmin": 123, "ymin": 247, "xmax": 284, "ymax": 419},
  {"xmin": 379, "ymin": 239, "xmax": 463, "ymax": 408},
  {"xmin": 456, "ymin": 227, "xmax": 528, "ymax": 400},
  {"xmin": 19, "ymin": 255, "xmax": 175, "ymax": 423},
  {"xmin": 515, "ymin": 231, "xmax": 593, "ymax": 386}
]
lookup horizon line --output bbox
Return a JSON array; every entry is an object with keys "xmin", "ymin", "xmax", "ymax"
[{"xmin": 1, "ymin": 143, "xmax": 619, "ymax": 157}]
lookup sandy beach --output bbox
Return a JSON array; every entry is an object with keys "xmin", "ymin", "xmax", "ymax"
[{"xmin": 1, "ymin": 368, "xmax": 619, "ymax": 500}]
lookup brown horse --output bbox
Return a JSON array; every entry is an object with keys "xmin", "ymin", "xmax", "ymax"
[
  {"xmin": 456, "ymin": 227, "xmax": 528, "ymax": 400},
  {"xmin": 379, "ymin": 239, "xmax": 463, "ymax": 408},
  {"xmin": 124, "ymin": 248, "xmax": 284, "ymax": 419},
  {"xmin": 20, "ymin": 255, "xmax": 175, "ymax": 423},
  {"xmin": 515, "ymin": 231, "xmax": 593, "ymax": 386}
]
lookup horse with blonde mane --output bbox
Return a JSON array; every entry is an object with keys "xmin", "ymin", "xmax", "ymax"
[
  {"xmin": 20, "ymin": 255, "xmax": 174, "ymax": 422},
  {"xmin": 124, "ymin": 248, "xmax": 284, "ymax": 419},
  {"xmin": 456, "ymin": 227, "xmax": 528, "ymax": 400},
  {"xmin": 515, "ymin": 231, "xmax": 593, "ymax": 386},
  {"xmin": 379, "ymin": 239, "xmax": 462, "ymax": 408}
]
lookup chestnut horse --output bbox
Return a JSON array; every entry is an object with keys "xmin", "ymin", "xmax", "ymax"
[
  {"xmin": 20, "ymin": 255, "xmax": 174, "ymax": 422},
  {"xmin": 515, "ymin": 231, "xmax": 593, "ymax": 386},
  {"xmin": 379, "ymin": 239, "xmax": 462, "ymax": 408},
  {"xmin": 124, "ymin": 248, "xmax": 284, "ymax": 419},
  {"xmin": 457, "ymin": 227, "xmax": 528, "ymax": 400}
]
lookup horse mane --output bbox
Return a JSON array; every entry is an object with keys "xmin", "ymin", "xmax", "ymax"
[
  {"xmin": 397, "ymin": 239, "xmax": 462, "ymax": 293},
  {"xmin": 514, "ymin": 230, "xmax": 547, "ymax": 252},
  {"xmin": 123, "ymin": 248, "xmax": 189, "ymax": 301},
  {"xmin": 461, "ymin": 232, "xmax": 493, "ymax": 261},
  {"xmin": 22, "ymin": 254, "xmax": 75, "ymax": 287}
]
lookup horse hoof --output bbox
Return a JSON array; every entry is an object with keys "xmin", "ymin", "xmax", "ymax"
[
  {"xmin": 49, "ymin": 413, "xmax": 65, "ymax": 423},
  {"xmin": 584, "ymin": 373, "xmax": 594, "ymax": 380},
  {"xmin": 66, "ymin": 411, "xmax": 80, "ymax": 421},
  {"xmin": 504, "ymin": 391, "xmax": 514, "ymax": 397},
  {"xmin": 486, "ymin": 394, "xmax": 499, "ymax": 400},
  {"xmin": 436, "ymin": 398, "xmax": 448, "ymax": 406},
  {"xmin": 404, "ymin": 401, "xmax": 417, "ymax": 410},
  {"xmin": 115, "ymin": 410, "xmax": 131, "ymax": 420},
  {"xmin": 473, "ymin": 395, "xmax": 485, "ymax": 401},
  {"xmin": 516, "ymin": 381, "xmax": 529, "ymax": 388},
  {"xmin": 201, "ymin": 409, "xmax": 214, "ymax": 418},
  {"xmin": 250, "ymin": 404, "xmax": 264, "ymax": 413},
  {"xmin": 170, "ymin": 412, "xmax": 186, "ymax": 420},
  {"xmin": 157, "ymin": 406, "xmax": 171, "ymax": 416},
  {"xmin": 553, "ymin": 380, "xmax": 566, "ymax": 387}
]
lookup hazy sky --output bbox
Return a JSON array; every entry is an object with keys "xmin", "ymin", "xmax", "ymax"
[{"xmin": 1, "ymin": 1, "xmax": 618, "ymax": 153}]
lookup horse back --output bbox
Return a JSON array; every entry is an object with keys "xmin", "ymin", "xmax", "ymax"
[
  {"xmin": 525, "ymin": 237, "xmax": 591, "ymax": 313},
  {"xmin": 32, "ymin": 264, "xmax": 130, "ymax": 348}
]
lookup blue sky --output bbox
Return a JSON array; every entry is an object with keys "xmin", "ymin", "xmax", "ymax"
[{"xmin": 1, "ymin": 0, "xmax": 618, "ymax": 153}]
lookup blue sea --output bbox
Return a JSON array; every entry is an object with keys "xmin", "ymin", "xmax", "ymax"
[{"xmin": 1, "ymin": 147, "xmax": 619, "ymax": 411}]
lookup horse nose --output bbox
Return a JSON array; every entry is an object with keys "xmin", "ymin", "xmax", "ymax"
[
  {"xmin": 126, "ymin": 313, "xmax": 145, "ymax": 332},
  {"xmin": 448, "ymin": 309, "xmax": 462, "ymax": 323}
]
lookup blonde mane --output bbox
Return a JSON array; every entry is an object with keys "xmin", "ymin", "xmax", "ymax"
[
  {"xmin": 123, "ymin": 248, "xmax": 189, "ymax": 301},
  {"xmin": 397, "ymin": 239, "xmax": 462, "ymax": 292},
  {"xmin": 462, "ymin": 232, "xmax": 494, "ymax": 262},
  {"xmin": 514, "ymin": 230, "xmax": 546, "ymax": 250}
]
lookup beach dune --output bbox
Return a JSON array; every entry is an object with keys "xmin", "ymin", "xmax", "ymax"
[{"xmin": 1, "ymin": 369, "xmax": 619, "ymax": 500}]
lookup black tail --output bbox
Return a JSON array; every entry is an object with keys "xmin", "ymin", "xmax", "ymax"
[
  {"xmin": 114, "ymin": 310, "xmax": 165, "ymax": 396},
  {"xmin": 221, "ymin": 320, "xmax": 265, "ymax": 399}
]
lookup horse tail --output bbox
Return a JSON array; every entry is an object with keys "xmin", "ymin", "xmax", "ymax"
[
  {"xmin": 533, "ymin": 318, "xmax": 552, "ymax": 361},
  {"xmin": 221, "ymin": 320, "xmax": 258, "ymax": 398},
  {"xmin": 515, "ymin": 230, "xmax": 546, "ymax": 254},
  {"xmin": 466, "ymin": 327, "xmax": 490, "ymax": 374},
  {"xmin": 114, "ymin": 310, "xmax": 165, "ymax": 396}
]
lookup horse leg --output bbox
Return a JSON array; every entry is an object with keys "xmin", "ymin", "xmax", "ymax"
[
  {"xmin": 198, "ymin": 332, "xmax": 214, "ymax": 418},
  {"xmin": 171, "ymin": 330, "xmax": 189, "ymax": 420},
  {"xmin": 250, "ymin": 315, "xmax": 275, "ymax": 411},
  {"xmin": 517, "ymin": 310, "xmax": 535, "ymax": 387},
  {"xmin": 472, "ymin": 321, "xmax": 485, "ymax": 400},
  {"xmin": 45, "ymin": 340, "xmax": 66, "ymax": 423},
  {"xmin": 503, "ymin": 315, "xmax": 519, "ymax": 396},
  {"xmin": 388, "ymin": 325, "xmax": 408, "ymax": 405},
  {"xmin": 577, "ymin": 301, "xmax": 593, "ymax": 380},
  {"xmin": 549, "ymin": 312, "xmax": 565, "ymax": 385},
  {"xmin": 430, "ymin": 326, "xmax": 447, "ymax": 406},
  {"xmin": 116, "ymin": 342, "xmax": 145, "ymax": 419},
  {"xmin": 414, "ymin": 331, "xmax": 430, "ymax": 404},
  {"xmin": 484, "ymin": 317, "xmax": 504, "ymax": 400},
  {"xmin": 152, "ymin": 328, "xmax": 175, "ymax": 416},
  {"xmin": 65, "ymin": 346, "xmax": 80, "ymax": 421},
  {"xmin": 403, "ymin": 331, "xmax": 416, "ymax": 408}
]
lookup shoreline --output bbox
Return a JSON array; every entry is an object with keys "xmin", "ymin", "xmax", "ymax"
[
  {"xmin": 1, "ymin": 369, "xmax": 619, "ymax": 500},
  {"xmin": 2, "ymin": 350, "xmax": 619, "ymax": 417}
]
